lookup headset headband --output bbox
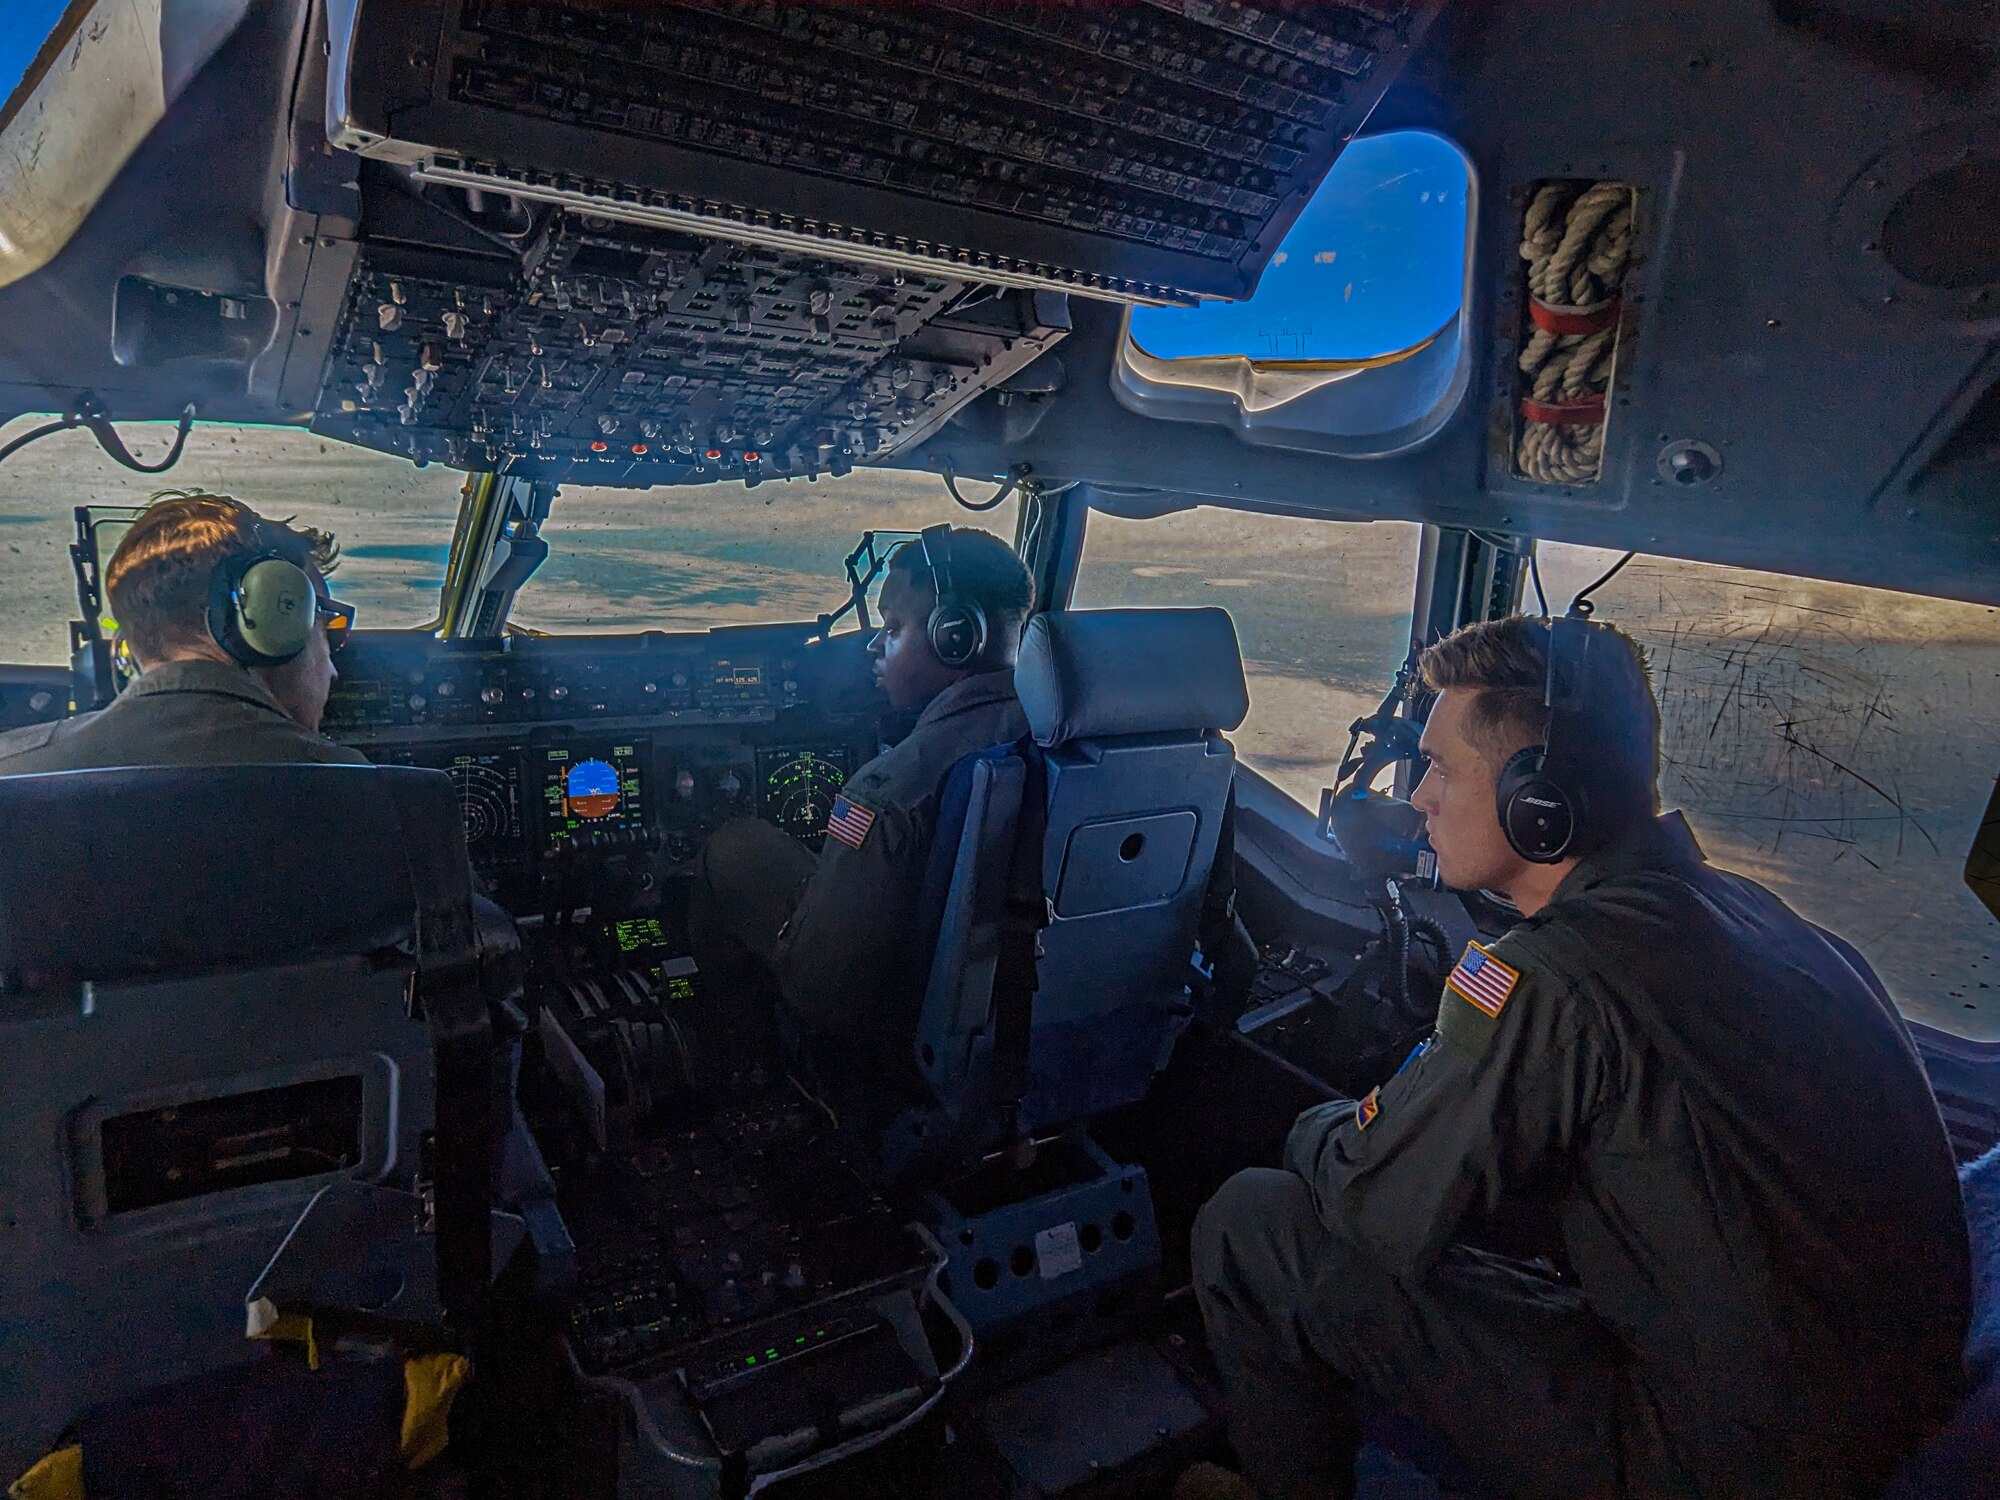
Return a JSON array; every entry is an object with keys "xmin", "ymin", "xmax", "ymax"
[
  {"xmin": 919, "ymin": 523, "xmax": 955, "ymax": 601},
  {"xmin": 916, "ymin": 523, "xmax": 987, "ymax": 670},
  {"xmin": 1494, "ymin": 611, "xmax": 1598, "ymax": 864},
  {"xmin": 1538, "ymin": 613, "xmax": 1559, "ymax": 772}
]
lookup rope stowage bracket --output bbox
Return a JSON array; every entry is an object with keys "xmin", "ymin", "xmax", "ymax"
[
  {"xmin": 1527, "ymin": 297, "xmax": 1621, "ymax": 337},
  {"xmin": 1519, "ymin": 393, "xmax": 1607, "ymax": 426},
  {"xmin": 1514, "ymin": 181, "xmax": 1635, "ymax": 485}
]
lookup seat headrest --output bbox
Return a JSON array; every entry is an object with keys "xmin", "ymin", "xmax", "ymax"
[
  {"xmin": 1016, "ymin": 608, "xmax": 1248, "ymax": 746},
  {"xmin": 0, "ymin": 764, "xmax": 474, "ymax": 993}
]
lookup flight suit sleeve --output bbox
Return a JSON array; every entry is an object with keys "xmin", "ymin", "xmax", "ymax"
[
  {"xmin": 769, "ymin": 778, "xmax": 927, "ymax": 1035},
  {"xmin": 1281, "ymin": 932, "xmax": 1609, "ymax": 1282}
]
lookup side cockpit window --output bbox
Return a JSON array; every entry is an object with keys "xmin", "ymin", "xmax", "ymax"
[
  {"xmin": 0, "ymin": 423, "xmax": 460, "ymax": 665},
  {"xmin": 1538, "ymin": 544, "xmax": 2000, "ymax": 1040},
  {"xmin": 1072, "ymin": 505, "xmax": 1424, "ymax": 805},
  {"xmin": 1114, "ymin": 130, "xmax": 1474, "ymax": 457}
]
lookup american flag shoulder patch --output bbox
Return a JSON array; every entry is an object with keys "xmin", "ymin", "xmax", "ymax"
[
  {"xmin": 1445, "ymin": 941, "xmax": 1520, "ymax": 1020},
  {"xmin": 1356, "ymin": 1087, "xmax": 1381, "ymax": 1130},
  {"xmin": 825, "ymin": 794, "xmax": 877, "ymax": 850}
]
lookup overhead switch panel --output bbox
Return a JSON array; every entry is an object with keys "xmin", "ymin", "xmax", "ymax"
[
  {"xmin": 329, "ymin": 0, "xmax": 1446, "ymax": 304},
  {"xmin": 312, "ymin": 211, "xmax": 1069, "ymax": 482}
]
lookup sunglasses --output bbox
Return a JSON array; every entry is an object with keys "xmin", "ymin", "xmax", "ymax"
[{"xmin": 316, "ymin": 595, "xmax": 357, "ymax": 652}]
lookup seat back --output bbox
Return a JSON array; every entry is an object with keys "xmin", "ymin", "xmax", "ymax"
[
  {"xmin": 0, "ymin": 764, "xmax": 486, "ymax": 1476},
  {"xmin": 897, "ymin": 609, "xmax": 1247, "ymax": 1169},
  {"xmin": 1024, "ymin": 726, "xmax": 1237, "ymax": 1126}
]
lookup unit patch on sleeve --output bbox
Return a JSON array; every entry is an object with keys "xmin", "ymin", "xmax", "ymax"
[
  {"xmin": 825, "ymin": 794, "xmax": 877, "ymax": 850},
  {"xmin": 1356, "ymin": 1087, "xmax": 1381, "ymax": 1130}
]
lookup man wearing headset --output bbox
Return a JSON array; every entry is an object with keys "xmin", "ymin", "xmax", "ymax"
[
  {"xmin": 1183, "ymin": 614, "xmax": 1969, "ymax": 1500},
  {"xmin": 694, "ymin": 525, "xmax": 1035, "ymax": 1070},
  {"xmin": 0, "ymin": 491, "xmax": 364, "ymax": 772}
]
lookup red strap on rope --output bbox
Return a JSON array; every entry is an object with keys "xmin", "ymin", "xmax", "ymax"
[
  {"xmin": 1520, "ymin": 393, "xmax": 1607, "ymax": 426},
  {"xmin": 1529, "ymin": 296, "xmax": 1621, "ymax": 336}
]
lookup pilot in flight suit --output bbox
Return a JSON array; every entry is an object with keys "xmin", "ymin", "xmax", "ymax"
[
  {"xmin": 0, "ymin": 659, "xmax": 365, "ymax": 773},
  {"xmin": 694, "ymin": 527, "xmax": 1032, "ymax": 1075},
  {"xmin": 0, "ymin": 493, "xmax": 362, "ymax": 775},
  {"xmin": 1189, "ymin": 616, "xmax": 1970, "ymax": 1500}
]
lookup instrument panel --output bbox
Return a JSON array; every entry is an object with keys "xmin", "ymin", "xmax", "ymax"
[
  {"xmin": 319, "ymin": 625, "xmax": 863, "ymax": 738},
  {"xmin": 380, "ymin": 732, "xmax": 864, "ymax": 893},
  {"xmin": 342, "ymin": 626, "xmax": 879, "ymax": 895}
]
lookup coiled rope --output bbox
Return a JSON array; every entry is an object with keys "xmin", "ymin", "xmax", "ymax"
[{"xmin": 1516, "ymin": 182, "xmax": 1634, "ymax": 484}]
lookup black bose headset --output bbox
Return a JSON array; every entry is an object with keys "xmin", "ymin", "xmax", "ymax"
[
  {"xmin": 918, "ymin": 523, "xmax": 987, "ymax": 669},
  {"xmin": 1494, "ymin": 611, "xmax": 1599, "ymax": 863},
  {"xmin": 205, "ymin": 525, "xmax": 317, "ymax": 668}
]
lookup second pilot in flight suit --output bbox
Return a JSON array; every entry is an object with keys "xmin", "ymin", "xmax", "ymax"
[{"xmin": 694, "ymin": 527, "xmax": 1034, "ymax": 1078}]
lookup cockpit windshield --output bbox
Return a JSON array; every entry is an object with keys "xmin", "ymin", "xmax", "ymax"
[
  {"xmin": 511, "ymin": 471, "xmax": 1017, "ymax": 636},
  {"xmin": 0, "ymin": 420, "xmax": 1031, "ymax": 660}
]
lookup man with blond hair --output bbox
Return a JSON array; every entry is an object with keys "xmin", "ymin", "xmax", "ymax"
[
  {"xmin": 1185, "ymin": 614, "xmax": 1969, "ymax": 1499},
  {"xmin": 0, "ymin": 490, "xmax": 364, "ymax": 771}
]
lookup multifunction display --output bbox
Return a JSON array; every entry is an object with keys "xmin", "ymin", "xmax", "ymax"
[{"xmin": 758, "ymin": 747, "xmax": 850, "ymax": 851}]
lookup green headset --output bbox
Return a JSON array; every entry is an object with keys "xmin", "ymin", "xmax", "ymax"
[
  {"xmin": 918, "ymin": 523, "xmax": 987, "ymax": 670},
  {"xmin": 205, "ymin": 526, "xmax": 318, "ymax": 668}
]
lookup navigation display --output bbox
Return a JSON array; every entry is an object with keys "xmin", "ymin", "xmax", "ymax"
[
  {"xmin": 446, "ymin": 750, "xmax": 524, "ymax": 865},
  {"xmin": 539, "ymin": 742, "xmax": 647, "ymax": 851},
  {"xmin": 377, "ymin": 746, "xmax": 524, "ymax": 868},
  {"xmin": 757, "ymin": 747, "xmax": 850, "ymax": 851}
]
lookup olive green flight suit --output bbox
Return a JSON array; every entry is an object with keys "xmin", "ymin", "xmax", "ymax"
[
  {"xmin": 0, "ymin": 660, "xmax": 367, "ymax": 772},
  {"xmin": 1195, "ymin": 812, "xmax": 1970, "ymax": 1500},
  {"xmin": 696, "ymin": 670, "xmax": 1028, "ymax": 1066}
]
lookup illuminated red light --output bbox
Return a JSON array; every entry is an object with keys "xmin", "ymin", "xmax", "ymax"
[{"xmin": 590, "ymin": 440, "xmax": 608, "ymax": 452}]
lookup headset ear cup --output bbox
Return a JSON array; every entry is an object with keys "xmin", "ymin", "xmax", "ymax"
[
  {"xmin": 1497, "ymin": 745, "xmax": 1576, "ymax": 864},
  {"xmin": 927, "ymin": 600, "xmax": 986, "ymax": 670},
  {"xmin": 237, "ymin": 558, "xmax": 315, "ymax": 664},
  {"xmin": 210, "ymin": 556, "xmax": 314, "ymax": 667}
]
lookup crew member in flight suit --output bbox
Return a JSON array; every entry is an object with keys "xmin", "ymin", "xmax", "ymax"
[
  {"xmin": 0, "ymin": 491, "xmax": 363, "ymax": 773},
  {"xmin": 1184, "ymin": 615, "xmax": 1970, "ymax": 1500},
  {"xmin": 694, "ymin": 526, "xmax": 1034, "ymax": 1071}
]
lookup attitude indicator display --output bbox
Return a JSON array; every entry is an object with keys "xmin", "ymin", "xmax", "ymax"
[
  {"xmin": 566, "ymin": 759, "xmax": 622, "ymax": 818},
  {"xmin": 540, "ymin": 743, "xmax": 647, "ymax": 851},
  {"xmin": 757, "ymin": 747, "xmax": 850, "ymax": 851}
]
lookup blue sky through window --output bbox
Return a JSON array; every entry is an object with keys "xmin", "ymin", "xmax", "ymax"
[
  {"xmin": 1129, "ymin": 131, "xmax": 1469, "ymax": 364},
  {"xmin": 0, "ymin": 1, "xmax": 74, "ymax": 116}
]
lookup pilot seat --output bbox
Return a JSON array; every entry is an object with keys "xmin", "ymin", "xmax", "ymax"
[
  {"xmin": 873, "ymin": 606, "xmax": 1248, "ymax": 1354},
  {"xmin": 0, "ymin": 764, "xmax": 528, "ymax": 1485}
]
